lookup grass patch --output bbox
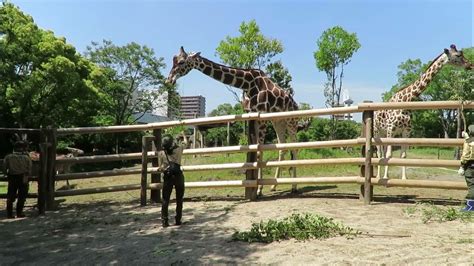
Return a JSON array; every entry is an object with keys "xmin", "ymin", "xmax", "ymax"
[
  {"xmin": 456, "ymin": 238, "xmax": 474, "ymax": 244},
  {"xmin": 403, "ymin": 203, "xmax": 474, "ymax": 223},
  {"xmin": 232, "ymin": 213, "xmax": 360, "ymax": 243},
  {"xmin": 0, "ymin": 183, "xmax": 6, "ymax": 194}
]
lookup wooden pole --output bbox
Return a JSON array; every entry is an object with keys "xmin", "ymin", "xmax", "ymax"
[
  {"xmin": 151, "ymin": 129, "xmax": 162, "ymax": 203},
  {"xmin": 45, "ymin": 126, "xmax": 57, "ymax": 210},
  {"xmin": 140, "ymin": 136, "xmax": 151, "ymax": 206},
  {"xmin": 359, "ymin": 102, "xmax": 374, "ymax": 203},
  {"xmin": 364, "ymin": 109, "xmax": 374, "ymax": 204},
  {"xmin": 37, "ymin": 142, "xmax": 48, "ymax": 215},
  {"xmin": 245, "ymin": 120, "xmax": 258, "ymax": 200}
]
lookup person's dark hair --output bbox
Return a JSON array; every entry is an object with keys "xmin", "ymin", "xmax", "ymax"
[
  {"xmin": 13, "ymin": 141, "xmax": 27, "ymax": 151},
  {"xmin": 162, "ymin": 134, "xmax": 175, "ymax": 155}
]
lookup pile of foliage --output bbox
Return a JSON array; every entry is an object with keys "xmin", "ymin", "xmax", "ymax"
[
  {"xmin": 232, "ymin": 213, "xmax": 360, "ymax": 243},
  {"xmin": 403, "ymin": 203, "xmax": 474, "ymax": 223}
]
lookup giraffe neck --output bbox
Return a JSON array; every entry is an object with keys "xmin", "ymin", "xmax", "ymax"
[
  {"xmin": 192, "ymin": 56, "xmax": 256, "ymax": 91},
  {"xmin": 390, "ymin": 53, "xmax": 448, "ymax": 102}
]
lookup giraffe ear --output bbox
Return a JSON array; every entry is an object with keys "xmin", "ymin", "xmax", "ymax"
[
  {"xmin": 190, "ymin": 52, "xmax": 201, "ymax": 58},
  {"xmin": 444, "ymin": 48, "xmax": 449, "ymax": 54},
  {"xmin": 179, "ymin": 46, "xmax": 187, "ymax": 56}
]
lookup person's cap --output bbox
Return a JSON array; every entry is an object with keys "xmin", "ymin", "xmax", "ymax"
[
  {"xmin": 14, "ymin": 140, "xmax": 27, "ymax": 149},
  {"xmin": 468, "ymin": 124, "xmax": 474, "ymax": 134}
]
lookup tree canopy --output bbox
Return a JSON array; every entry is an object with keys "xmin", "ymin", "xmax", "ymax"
[
  {"xmin": 216, "ymin": 20, "xmax": 283, "ymax": 70},
  {"xmin": 0, "ymin": 2, "xmax": 103, "ymax": 129},
  {"xmin": 314, "ymin": 26, "xmax": 361, "ymax": 108}
]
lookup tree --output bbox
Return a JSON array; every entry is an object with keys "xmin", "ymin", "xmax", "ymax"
[
  {"xmin": 265, "ymin": 60, "xmax": 293, "ymax": 95},
  {"xmin": 85, "ymin": 40, "xmax": 172, "ymax": 126},
  {"xmin": 0, "ymin": 2, "xmax": 103, "ymax": 129},
  {"xmin": 205, "ymin": 103, "xmax": 245, "ymax": 146},
  {"xmin": 216, "ymin": 20, "xmax": 283, "ymax": 70},
  {"xmin": 314, "ymin": 26, "xmax": 361, "ymax": 108},
  {"xmin": 382, "ymin": 59, "xmax": 423, "ymax": 101},
  {"xmin": 216, "ymin": 20, "xmax": 284, "ymax": 102}
]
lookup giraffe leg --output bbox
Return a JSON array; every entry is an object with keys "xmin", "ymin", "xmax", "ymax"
[
  {"xmin": 376, "ymin": 145, "xmax": 384, "ymax": 179},
  {"xmin": 255, "ymin": 121, "xmax": 266, "ymax": 197},
  {"xmin": 271, "ymin": 121, "xmax": 288, "ymax": 192},
  {"xmin": 383, "ymin": 145, "xmax": 392, "ymax": 179},
  {"xmin": 271, "ymin": 150, "xmax": 286, "ymax": 191},
  {"xmin": 290, "ymin": 148, "xmax": 298, "ymax": 193},
  {"xmin": 400, "ymin": 130, "xmax": 410, "ymax": 180}
]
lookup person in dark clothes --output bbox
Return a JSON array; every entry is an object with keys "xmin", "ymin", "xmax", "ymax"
[
  {"xmin": 459, "ymin": 124, "xmax": 474, "ymax": 211},
  {"xmin": 4, "ymin": 141, "xmax": 32, "ymax": 218},
  {"xmin": 158, "ymin": 132, "xmax": 188, "ymax": 227}
]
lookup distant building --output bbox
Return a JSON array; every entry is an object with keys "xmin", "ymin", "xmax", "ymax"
[
  {"xmin": 333, "ymin": 89, "xmax": 354, "ymax": 121},
  {"xmin": 180, "ymin": 95, "xmax": 206, "ymax": 119}
]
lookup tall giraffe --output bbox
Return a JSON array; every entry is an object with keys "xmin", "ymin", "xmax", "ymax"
[
  {"xmin": 374, "ymin": 44, "xmax": 472, "ymax": 179},
  {"xmin": 166, "ymin": 47, "xmax": 300, "ymax": 195}
]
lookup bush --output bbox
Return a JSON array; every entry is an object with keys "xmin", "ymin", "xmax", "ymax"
[{"xmin": 232, "ymin": 213, "xmax": 360, "ymax": 243}]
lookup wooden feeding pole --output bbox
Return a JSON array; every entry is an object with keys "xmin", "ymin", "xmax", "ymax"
[
  {"xmin": 37, "ymin": 142, "xmax": 49, "ymax": 215},
  {"xmin": 141, "ymin": 135, "xmax": 154, "ymax": 206},
  {"xmin": 245, "ymin": 120, "xmax": 258, "ymax": 200},
  {"xmin": 150, "ymin": 129, "xmax": 162, "ymax": 203},
  {"xmin": 45, "ymin": 126, "xmax": 57, "ymax": 210},
  {"xmin": 359, "ymin": 101, "xmax": 374, "ymax": 204}
]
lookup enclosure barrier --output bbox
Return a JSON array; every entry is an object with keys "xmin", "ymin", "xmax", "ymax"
[{"xmin": 1, "ymin": 100, "xmax": 472, "ymax": 212}]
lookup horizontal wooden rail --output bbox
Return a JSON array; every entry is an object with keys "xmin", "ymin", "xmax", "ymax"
[
  {"xmin": 56, "ymin": 152, "xmax": 154, "ymax": 164},
  {"xmin": 55, "ymin": 168, "xmax": 142, "ymax": 181},
  {"xmin": 358, "ymin": 100, "xmax": 473, "ymax": 111},
  {"xmin": 0, "ymin": 193, "xmax": 38, "ymax": 199},
  {"xmin": 372, "ymin": 138, "xmax": 463, "ymax": 147},
  {"xmin": 372, "ymin": 158, "xmax": 460, "ymax": 167},
  {"xmin": 51, "ymin": 137, "xmax": 463, "ymax": 165},
  {"xmin": 55, "ymin": 184, "xmax": 143, "ymax": 197},
  {"xmin": 367, "ymin": 178, "xmax": 467, "ymax": 190},
  {"xmin": 53, "ymin": 175, "xmax": 467, "ymax": 197},
  {"xmin": 0, "ymin": 176, "xmax": 38, "ymax": 182},
  {"xmin": 55, "ymin": 100, "xmax": 473, "ymax": 135}
]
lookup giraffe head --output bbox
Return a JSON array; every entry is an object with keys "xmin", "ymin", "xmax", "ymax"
[
  {"xmin": 166, "ymin": 46, "xmax": 201, "ymax": 85},
  {"xmin": 444, "ymin": 44, "xmax": 472, "ymax": 70}
]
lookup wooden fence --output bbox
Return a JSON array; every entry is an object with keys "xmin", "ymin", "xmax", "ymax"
[{"xmin": 0, "ymin": 100, "xmax": 472, "ymax": 213}]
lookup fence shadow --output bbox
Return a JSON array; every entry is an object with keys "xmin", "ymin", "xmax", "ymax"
[{"xmin": 0, "ymin": 198, "xmax": 255, "ymax": 264}]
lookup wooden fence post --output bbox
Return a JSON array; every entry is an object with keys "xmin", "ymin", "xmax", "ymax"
[
  {"xmin": 46, "ymin": 126, "xmax": 57, "ymax": 210},
  {"xmin": 141, "ymin": 136, "xmax": 152, "ymax": 206},
  {"xmin": 245, "ymin": 120, "xmax": 258, "ymax": 200},
  {"xmin": 151, "ymin": 129, "xmax": 162, "ymax": 203},
  {"xmin": 38, "ymin": 142, "xmax": 49, "ymax": 215},
  {"xmin": 359, "ymin": 101, "xmax": 374, "ymax": 204}
]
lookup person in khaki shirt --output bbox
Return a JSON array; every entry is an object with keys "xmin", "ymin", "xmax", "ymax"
[
  {"xmin": 459, "ymin": 124, "xmax": 474, "ymax": 211},
  {"xmin": 158, "ymin": 132, "xmax": 188, "ymax": 227},
  {"xmin": 4, "ymin": 141, "xmax": 32, "ymax": 218}
]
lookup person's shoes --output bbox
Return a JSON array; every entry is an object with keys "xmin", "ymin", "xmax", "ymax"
[
  {"xmin": 461, "ymin": 199, "xmax": 474, "ymax": 212},
  {"xmin": 16, "ymin": 213, "xmax": 26, "ymax": 218},
  {"xmin": 7, "ymin": 214, "xmax": 15, "ymax": 219},
  {"xmin": 162, "ymin": 220, "xmax": 169, "ymax": 228},
  {"xmin": 175, "ymin": 220, "xmax": 182, "ymax": 226}
]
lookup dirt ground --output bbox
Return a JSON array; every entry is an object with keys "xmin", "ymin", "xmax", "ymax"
[{"xmin": 1, "ymin": 184, "xmax": 473, "ymax": 265}]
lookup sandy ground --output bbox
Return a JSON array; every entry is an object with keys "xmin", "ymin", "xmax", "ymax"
[{"xmin": 1, "ymin": 188, "xmax": 473, "ymax": 265}]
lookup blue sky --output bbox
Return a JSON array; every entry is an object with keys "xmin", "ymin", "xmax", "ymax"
[{"xmin": 14, "ymin": 0, "xmax": 473, "ymax": 116}]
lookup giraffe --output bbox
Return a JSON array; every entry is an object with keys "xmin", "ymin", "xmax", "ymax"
[
  {"xmin": 166, "ymin": 47, "xmax": 300, "ymax": 195},
  {"xmin": 374, "ymin": 44, "xmax": 472, "ymax": 179}
]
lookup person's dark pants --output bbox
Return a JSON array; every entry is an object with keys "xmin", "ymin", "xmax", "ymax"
[
  {"xmin": 7, "ymin": 174, "xmax": 29, "ymax": 217},
  {"xmin": 161, "ymin": 171, "xmax": 185, "ymax": 224},
  {"xmin": 465, "ymin": 163, "xmax": 474, "ymax": 200}
]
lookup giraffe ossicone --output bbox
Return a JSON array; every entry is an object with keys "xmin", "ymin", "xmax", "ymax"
[
  {"xmin": 374, "ymin": 44, "xmax": 473, "ymax": 180},
  {"xmin": 167, "ymin": 46, "xmax": 302, "ymax": 195}
]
